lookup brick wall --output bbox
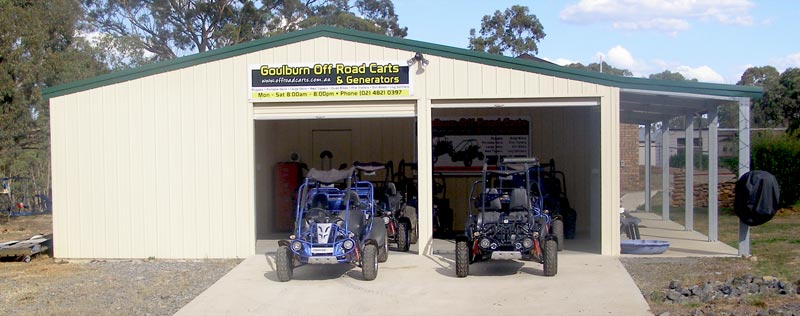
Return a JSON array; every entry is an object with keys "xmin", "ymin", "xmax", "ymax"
[{"xmin": 620, "ymin": 123, "xmax": 640, "ymax": 191}]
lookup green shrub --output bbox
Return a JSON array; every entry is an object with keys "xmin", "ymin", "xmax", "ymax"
[
  {"xmin": 751, "ymin": 133, "xmax": 800, "ymax": 207},
  {"xmin": 719, "ymin": 156, "xmax": 739, "ymax": 174},
  {"xmin": 669, "ymin": 149, "xmax": 709, "ymax": 169}
]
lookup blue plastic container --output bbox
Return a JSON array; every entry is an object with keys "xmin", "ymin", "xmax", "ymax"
[{"xmin": 620, "ymin": 239, "xmax": 670, "ymax": 254}]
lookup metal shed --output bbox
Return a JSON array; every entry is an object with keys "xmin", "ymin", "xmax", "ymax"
[{"xmin": 43, "ymin": 26, "xmax": 761, "ymax": 259}]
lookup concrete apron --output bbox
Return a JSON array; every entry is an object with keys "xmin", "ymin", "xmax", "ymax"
[{"xmin": 174, "ymin": 248, "xmax": 652, "ymax": 316}]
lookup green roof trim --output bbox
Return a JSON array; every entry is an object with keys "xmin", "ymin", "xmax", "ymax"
[{"xmin": 43, "ymin": 25, "xmax": 763, "ymax": 99}]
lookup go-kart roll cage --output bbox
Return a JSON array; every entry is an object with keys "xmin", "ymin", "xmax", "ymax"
[
  {"xmin": 294, "ymin": 167, "xmax": 375, "ymax": 239},
  {"xmin": 468, "ymin": 157, "xmax": 545, "ymax": 218}
]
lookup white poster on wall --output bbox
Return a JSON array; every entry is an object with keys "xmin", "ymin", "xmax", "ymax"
[{"xmin": 432, "ymin": 116, "xmax": 530, "ymax": 173}]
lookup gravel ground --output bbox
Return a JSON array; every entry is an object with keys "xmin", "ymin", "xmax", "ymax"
[
  {"xmin": 622, "ymin": 257, "xmax": 800, "ymax": 316},
  {"xmin": 0, "ymin": 257, "xmax": 241, "ymax": 316}
]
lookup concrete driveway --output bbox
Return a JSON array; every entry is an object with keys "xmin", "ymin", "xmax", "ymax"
[{"xmin": 174, "ymin": 242, "xmax": 652, "ymax": 316}]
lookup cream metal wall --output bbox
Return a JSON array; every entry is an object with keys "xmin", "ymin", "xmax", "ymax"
[
  {"xmin": 50, "ymin": 63, "xmax": 255, "ymax": 259},
  {"xmin": 49, "ymin": 35, "xmax": 621, "ymax": 259}
]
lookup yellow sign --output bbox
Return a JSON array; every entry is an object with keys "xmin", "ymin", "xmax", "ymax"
[{"xmin": 249, "ymin": 62, "xmax": 412, "ymax": 100}]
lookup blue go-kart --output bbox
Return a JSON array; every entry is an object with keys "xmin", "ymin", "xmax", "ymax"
[
  {"xmin": 275, "ymin": 167, "xmax": 387, "ymax": 282},
  {"xmin": 455, "ymin": 157, "xmax": 558, "ymax": 278}
]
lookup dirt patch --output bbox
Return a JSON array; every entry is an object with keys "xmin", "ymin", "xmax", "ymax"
[
  {"xmin": 1, "ymin": 215, "xmax": 241, "ymax": 315},
  {"xmin": 0, "ymin": 256, "xmax": 241, "ymax": 316},
  {"xmin": 0, "ymin": 214, "xmax": 52, "ymax": 241}
]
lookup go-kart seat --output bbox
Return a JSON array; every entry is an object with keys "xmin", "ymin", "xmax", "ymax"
[
  {"xmin": 310, "ymin": 193, "xmax": 329, "ymax": 210},
  {"xmin": 508, "ymin": 188, "xmax": 531, "ymax": 221},
  {"xmin": 385, "ymin": 182, "xmax": 402, "ymax": 212},
  {"xmin": 336, "ymin": 191, "xmax": 365, "ymax": 235},
  {"xmin": 478, "ymin": 189, "xmax": 502, "ymax": 225}
]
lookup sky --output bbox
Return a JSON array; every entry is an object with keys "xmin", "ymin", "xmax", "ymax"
[{"xmin": 393, "ymin": 0, "xmax": 800, "ymax": 84}]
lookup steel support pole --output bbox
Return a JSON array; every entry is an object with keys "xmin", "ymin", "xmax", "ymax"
[
  {"xmin": 738, "ymin": 98, "xmax": 751, "ymax": 256},
  {"xmin": 662, "ymin": 122, "xmax": 670, "ymax": 221},
  {"xmin": 709, "ymin": 107, "xmax": 719, "ymax": 242},
  {"xmin": 685, "ymin": 114, "xmax": 694, "ymax": 231},
  {"xmin": 645, "ymin": 123, "xmax": 652, "ymax": 212}
]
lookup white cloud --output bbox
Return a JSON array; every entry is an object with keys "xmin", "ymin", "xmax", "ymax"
[
  {"xmin": 542, "ymin": 57, "xmax": 575, "ymax": 66},
  {"xmin": 774, "ymin": 52, "xmax": 800, "ymax": 69},
  {"xmin": 560, "ymin": 0, "xmax": 755, "ymax": 35},
  {"xmin": 675, "ymin": 65, "xmax": 726, "ymax": 83},
  {"xmin": 595, "ymin": 45, "xmax": 650, "ymax": 76}
]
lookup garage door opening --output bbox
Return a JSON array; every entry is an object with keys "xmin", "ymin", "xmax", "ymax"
[
  {"xmin": 254, "ymin": 116, "xmax": 419, "ymax": 254},
  {"xmin": 430, "ymin": 104, "xmax": 602, "ymax": 254}
]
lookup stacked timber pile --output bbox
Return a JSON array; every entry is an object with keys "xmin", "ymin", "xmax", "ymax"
[{"xmin": 670, "ymin": 169, "xmax": 736, "ymax": 208}]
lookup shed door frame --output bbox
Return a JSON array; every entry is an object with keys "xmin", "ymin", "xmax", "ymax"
[
  {"xmin": 426, "ymin": 97, "xmax": 603, "ymax": 254},
  {"xmin": 253, "ymin": 100, "xmax": 416, "ymax": 120},
  {"xmin": 251, "ymin": 99, "xmax": 421, "ymax": 248}
]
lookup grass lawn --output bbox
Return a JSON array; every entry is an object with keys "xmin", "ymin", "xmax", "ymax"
[{"xmin": 638, "ymin": 191, "xmax": 800, "ymax": 281}]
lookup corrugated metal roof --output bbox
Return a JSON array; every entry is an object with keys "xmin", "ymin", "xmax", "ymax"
[{"xmin": 42, "ymin": 25, "xmax": 763, "ymax": 99}]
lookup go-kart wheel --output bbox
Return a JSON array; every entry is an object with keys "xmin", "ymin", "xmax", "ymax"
[
  {"xmin": 410, "ymin": 223, "xmax": 418, "ymax": 244},
  {"xmin": 276, "ymin": 245, "xmax": 294, "ymax": 282},
  {"xmin": 404, "ymin": 207, "xmax": 419, "ymax": 244},
  {"xmin": 362, "ymin": 244, "xmax": 379, "ymax": 281},
  {"xmin": 551, "ymin": 219, "xmax": 565, "ymax": 251},
  {"xmin": 543, "ymin": 239, "xmax": 558, "ymax": 277},
  {"xmin": 397, "ymin": 222, "xmax": 410, "ymax": 252},
  {"xmin": 378, "ymin": 238, "xmax": 388, "ymax": 262},
  {"xmin": 455, "ymin": 240, "xmax": 469, "ymax": 278}
]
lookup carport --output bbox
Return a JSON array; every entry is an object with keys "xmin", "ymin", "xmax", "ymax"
[{"xmin": 620, "ymin": 88, "xmax": 760, "ymax": 256}]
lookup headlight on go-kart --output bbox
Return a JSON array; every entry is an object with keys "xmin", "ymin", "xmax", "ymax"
[
  {"xmin": 291, "ymin": 240, "xmax": 303, "ymax": 252},
  {"xmin": 479, "ymin": 238, "xmax": 491, "ymax": 249},
  {"xmin": 383, "ymin": 216, "xmax": 390, "ymax": 224},
  {"xmin": 522, "ymin": 237, "xmax": 534, "ymax": 249},
  {"xmin": 342, "ymin": 239, "xmax": 355, "ymax": 250}
]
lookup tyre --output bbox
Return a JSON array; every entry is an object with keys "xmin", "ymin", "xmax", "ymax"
[
  {"xmin": 410, "ymin": 224, "xmax": 418, "ymax": 244},
  {"xmin": 404, "ymin": 207, "xmax": 419, "ymax": 244},
  {"xmin": 276, "ymin": 246, "xmax": 294, "ymax": 282},
  {"xmin": 455, "ymin": 240, "xmax": 469, "ymax": 278},
  {"xmin": 543, "ymin": 239, "xmax": 558, "ymax": 277},
  {"xmin": 378, "ymin": 238, "xmax": 388, "ymax": 262},
  {"xmin": 362, "ymin": 244, "xmax": 379, "ymax": 281},
  {"xmin": 397, "ymin": 222, "xmax": 410, "ymax": 252},
  {"xmin": 551, "ymin": 219, "xmax": 565, "ymax": 251}
]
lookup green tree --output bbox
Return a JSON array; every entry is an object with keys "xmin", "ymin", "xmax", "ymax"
[
  {"xmin": 737, "ymin": 66, "xmax": 783, "ymax": 128},
  {"xmin": 468, "ymin": 5, "xmax": 545, "ymax": 56},
  {"xmin": 648, "ymin": 70, "xmax": 698, "ymax": 82},
  {"xmin": 767, "ymin": 68, "xmax": 800, "ymax": 132},
  {"xmin": 82, "ymin": 0, "xmax": 407, "ymax": 67},
  {"xmin": 566, "ymin": 62, "xmax": 632, "ymax": 77},
  {"xmin": 1, "ymin": 0, "xmax": 108, "ymax": 196}
]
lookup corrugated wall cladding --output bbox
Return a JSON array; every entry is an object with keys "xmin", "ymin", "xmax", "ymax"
[
  {"xmin": 51, "ymin": 61, "xmax": 255, "ymax": 259},
  {"xmin": 50, "ymin": 36, "xmax": 621, "ymax": 258}
]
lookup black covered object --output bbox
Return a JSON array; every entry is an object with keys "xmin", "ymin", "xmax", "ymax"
[{"xmin": 734, "ymin": 170, "xmax": 780, "ymax": 226}]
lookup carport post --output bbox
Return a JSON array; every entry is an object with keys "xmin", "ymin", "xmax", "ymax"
[
  {"xmin": 417, "ymin": 99, "xmax": 434, "ymax": 256},
  {"xmin": 661, "ymin": 122, "xmax": 670, "ymax": 221},
  {"xmin": 708, "ymin": 107, "xmax": 719, "ymax": 242},
  {"xmin": 645, "ymin": 123, "xmax": 652, "ymax": 212},
  {"xmin": 685, "ymin": 114, "xmax": 694, "ymax": 231},
  {"xmin": 738, "ymin": 98, "xmax": 751, "ymax": 256}
]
